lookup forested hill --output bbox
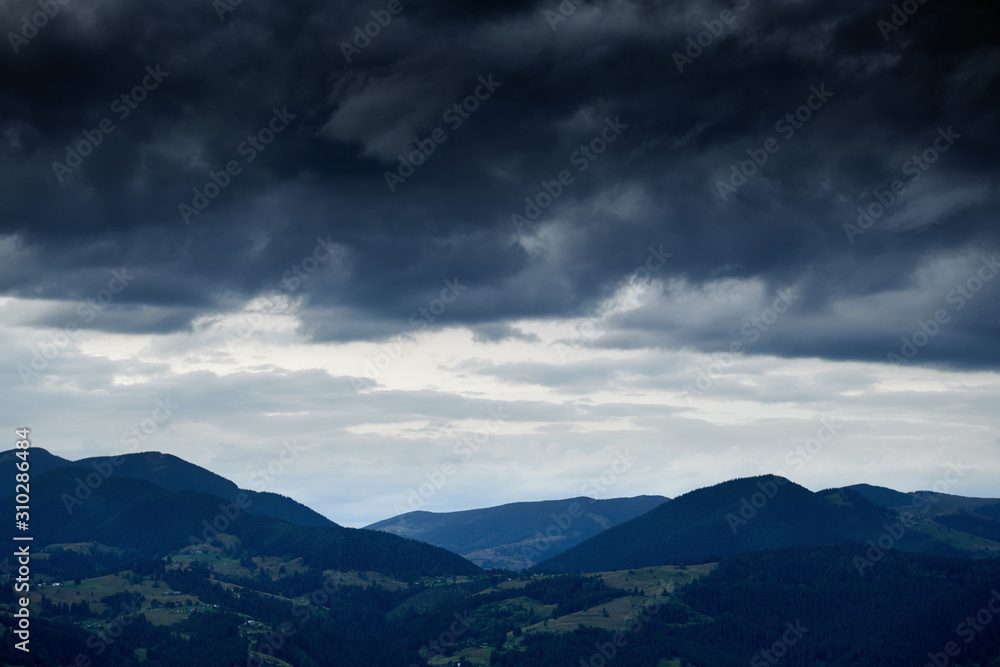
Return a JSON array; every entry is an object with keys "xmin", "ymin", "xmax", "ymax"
[
  {"xmin": 539, "ymin": 475, "xmax": 968, "ymax": 572},
  {"xmin": 7, "ymin": 465, "xmax": 480, "ymax": 580},
  {"xmin": 497, "ymin": 545, "xmax": 1000, "ymax": 667},
  {"xmin": 0, "ymin": 447, "xmax": 334, "ymax": 528}
]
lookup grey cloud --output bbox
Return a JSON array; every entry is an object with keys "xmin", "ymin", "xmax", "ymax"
[{"xmin": 0, "ymin": 0, "xmax": 996, "ymax": 369}]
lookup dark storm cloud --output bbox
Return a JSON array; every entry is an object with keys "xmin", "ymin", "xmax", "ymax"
[
  {"xmin": 1, "ymin": 0, "xmax": 998, "ymax": 366},
  {"xmin": 468, "ymin": 323, "xmax": 541, "ymax": 344}
]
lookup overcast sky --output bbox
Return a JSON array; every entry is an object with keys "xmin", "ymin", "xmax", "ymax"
[{"xmin": 2, "ymin": 0, "xmax": 998, "ymax": 526}]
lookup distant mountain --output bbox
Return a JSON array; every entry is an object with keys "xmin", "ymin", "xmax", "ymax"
[
  {"xmin": 539, "ymin": 475, "xmax": 968, "ymax": 572},
  {"xmin": 906, "ymin": 490, "xmax": 1000, "ymax": 513},
  {"xmin": 2, "ymin": 448, "xmax": 333, "ymax": 528},
  {"xmin": 75, "ymin": 450, "xmax": 238, "ymax": 498},
  {"xmin": 7, "ymin": 465, "xmax": 480, "ymax": 580},
  {"xmin": 838, "ymin": 483, "xmax": 915, "ymax": 507},
  {"xmin": 76, "ymin": 450, "xmax": 336, "ymax": 528},
  {"xmin": 831, "ymin": 483, "xmax": 1000, "ymax": 514},
  {"xmin": 0, "ymin": 446, "xmax": 72, "ymax": 476},
  {"xmin": 366, "ymin": 495, "xmax": 669, "ymax": 569}
]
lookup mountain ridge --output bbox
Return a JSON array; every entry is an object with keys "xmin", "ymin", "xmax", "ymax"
[
  {"xmin": 538, "ymin": 475, "xmax": 983, "ymax": 572},
  {"xmin": 367, "ymin": 494, "xmax": 669, "ymax": 569},
  {"xmin": 7, "ymin": 464, "xmax": 480, "ymax": 580},
  {"xmin": 1, "ymin": 447, "xmax": 335, "ymax": 528}
]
